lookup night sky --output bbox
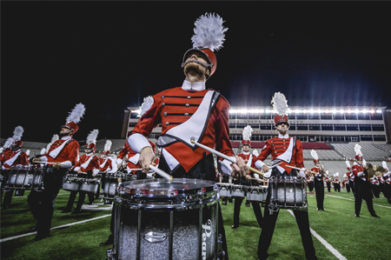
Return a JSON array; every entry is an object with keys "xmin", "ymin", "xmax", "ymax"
[{"xmin": 2, "ymin": 1, "xmax": 391, "ymax": 142}]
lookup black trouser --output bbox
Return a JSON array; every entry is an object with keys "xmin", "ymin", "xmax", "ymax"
[
  {"xmin": 371, "ymin": 184, "xmax": 380, "ymax": 198},
  {"xmin": 346, "ymin": 182, "xmax": 351, "ymax": 193},
  {"xmin": 258, "ymin": 169, "xmax": 316, "ymax": 260},
  {"xmin": 2, "ymin": 189, "xmax": 13, "ymax": 209},
  {"xmin": 354, "ymin": 180, "xmax": 377, "ymax": 217},
  {"xmin": 326, "ymin": 182, "xmax": 331, "ymax": 192},
  {"xmin": 308, "ymin": 181, "xmax": 314, "ymax": 192},
  {"xmin": 314, "ymin": 180, "xmax": 324, "ymax": 210},
  {"xmin": 28, "ymin": 167, "xmax": 66, "ymax": 238},
  {"xmin": 350, "ymin": 180, "xmax": 356, "ymax": 195},
  {"xmin": 233, "ymin": 197, "xmax": 263, "ymax": 228},
  {"xmin": 333, "ymin": 183, "xmax": 340, "ymax": 192},
  {"xmin": 381, "ymin": 183, "xmax": 391, "ymax": 204}
]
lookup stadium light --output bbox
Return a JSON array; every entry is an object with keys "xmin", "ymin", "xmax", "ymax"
[{"xmin": 376, "ymin": 109, "xmax": 382, "ymax": 114}]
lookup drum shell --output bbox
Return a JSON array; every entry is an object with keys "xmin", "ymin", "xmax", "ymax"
[
  {"xmin": 113, "ymin": 202, "xmax": 218, "ymax": 260},
  {"xmin": 269, "ymin": 177, "xmax": 307, "ymax": 208},
  {"xmin": 80, "ymin": 179, "xmax": 100, "ymax": 194},
  {"xmin": 246, "ymin": 186, "xmax": 267, "ymax": 202},
  {"xmin": 103, "ymin": 181, "xmax": 118, "ymax": 197},
  {"xmin": 62, "ymin": 181, "xmax": 80, "ymax": 192}
]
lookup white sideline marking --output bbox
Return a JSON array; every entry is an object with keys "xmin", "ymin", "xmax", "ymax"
[
  {"xmin": 326, "ymin": 194, "xmax": 391, "ymax": 209},
  {"xmin": 0, "ymin": 214, "xmax": 111, "ymax": 243},
  {"xmin": 287, "ymin": 210, "xmax": 347, "ymax": 260}
]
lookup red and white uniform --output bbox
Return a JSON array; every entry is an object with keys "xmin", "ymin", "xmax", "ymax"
[
  {"xmin": 254, "ymin": 133, "xmax": 305, "ymax": 176},
  {"xmin": 73, "ymin": 153, "xmax": 100, "ymax": 174},
  {"xmin": 370, "ymin": 176, "xmax": 380, "ymax": 186},
  {"xmin": 312, "ymin": 166, "xmax": 323, "ymax": 181},
  {"xmin": 41, "ymin": 136, "xmax": 80, "ymax": 168},
  {"xmin": 1, "ymin": 148, "xmax": 29, "ymax": 170},
  {"xmin": 346, "ymin": 170, "xmax": 354, "ymax": 182},
  {"xmin": 237, "ymin": 151, "xmax": 253, "ymax": 167},
  {"xmin": 99, "ymin": 156, "xmax": 117, "ymax": 174},
  {"xmin": 382, "ymin": 171, "xmax": 391, "ymax": 185},
  {"xmin": 333, "ymin": 177, "xmax": 340, "ymax": 184},
  {"xmin": 117, "ymin": 141, "xmax": 141, "ymax": 174},
  {"xmin": 128, "ymin": 81, "xmax": 234, "ymax": 174},
  {"xmin": 351, "ymin": 163, "xmax": 367, "ymax": 182}
]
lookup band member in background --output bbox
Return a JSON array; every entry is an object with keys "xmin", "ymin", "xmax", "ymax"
[
  {"xmin": 380, "ymin": 161, "xmax": 391, "ymax": 204},
  {"xmin": 2, "ymin": 126, "xmax": 29, "ymax": 209},
  {"xmin": 343, "ymin": 175, "xmax": 350, "ymax": 193},
  {"xmin": 351, "ymin": 144, "xmax": 379, "ymax": 218},
  {"xmin": 346, "ymin": 160, "xmax": 356, "ymax": 195},
  {"xmin": 254, "ymin": 93, "xmax": 317, "ymax": 260},
  {"xmin": 307, "ymin": 174, "xmax": 314, "ymax": 192},
  {"xmin": 232, "ymin": 125, "xmax": 263, "ymax": 229},
  {"xmin": 99, "ymin": 140, "xmax": 117, "ymax": 200},
  {"xmin": 125, "ymin": 13, "xmax": 246, "ymax": 259},
  {"xmin": 63, "ymin": 129, "xmax": 100, "ymax": 213},
  {"xmin": 311, "ymin": 150, "xmax": 325, "ymax": 211},
  {"xmin": 333, "ymin": 173, "xmax": 341, "ymax": 192},
  {"xmin": 370, "ymin": 173, "xmax": 380, "ymax": 198},
  {"xmin": 325, "ymin": 172, "xmax": 331, "ymax": 192},
  {"xmin": 30, "ymin": 103, "xmax": 83, "ymax": 240}
]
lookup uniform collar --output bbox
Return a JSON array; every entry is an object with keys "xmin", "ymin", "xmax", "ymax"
[
  {"xmin": 278, "ymin": 133, "xmax": 289, "ymax": 139},
  {"xmin": 61, "ymin": 136, "xmax": 72, "ymax": 141},
  {"xmin": 182, "ymin": 80, "xmax": 206, "ymax": 91},
  {"xmin": 242, "ymin": 151, "xmax": 250, "ymax": 155}
]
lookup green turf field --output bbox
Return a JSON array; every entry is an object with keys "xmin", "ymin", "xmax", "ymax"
[{"xmin": 1, "ymin": 189, "xmax": 390, "ymax": 259}]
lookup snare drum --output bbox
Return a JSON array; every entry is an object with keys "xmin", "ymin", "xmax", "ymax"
[
  {"xmin": 103, "ymin": 173, "xmax": 119, "ymax": 197},
  {"xmin": 269, "ymin": 176, "xmax": 307, "ymax": 210},
  {"xmin": 231, "ymin": 184, "xmax": 246, "ymax": 198},
  {"xmin": 246, "ymin": 185, "xmax": 268, "ymax": 202},
  {"xmin": 62, "ymin": 174, "xmax": 80, "ymax": 192},
  {"xmin": 216, "ymin": 182, "xmax": 232, "ymax": 198},
  {"xmin": 80, "ymin": 178, "xmax": 101, "ymax": 194},
  {"xmin": 108, "ymin": 178, "xmax": 220, "ymax": 260}
]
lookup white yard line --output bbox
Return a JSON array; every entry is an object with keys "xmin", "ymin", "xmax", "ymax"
[
  {"xmin": 326, "ymin": 194, "xmax": 391, "ymax": 209},
  {"xmin": 287, "ymin": 210, "xmax": 347, "ymax": 260},
  {"xmin": 0, "ymin": 214, "xmax": 111, "ymax": 243}
]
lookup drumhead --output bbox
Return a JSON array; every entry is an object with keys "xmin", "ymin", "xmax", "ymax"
[{"xmin": 117, "ymin": 178, "xmax": 218, "ymax": 209}]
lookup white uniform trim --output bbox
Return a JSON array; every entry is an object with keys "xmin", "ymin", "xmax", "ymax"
[
  {"xmin": 128, "ymin": 153, "xmax": 140, "ymax": 165},
  {"xmin": 164, "ymin": 90, "xmax": 214, "ymax": 147},
  {"xmin": 128, "ymin": 133, "xmax": 151, "ymax": 153},
  {"xmin": 4, "ymin": 151, "xmax": 21, "ymax": 167},
  {"xmin": 162, "ymin": 148, "xmax": 180, "ymax": 171},
  {"xmin": 48, "ymin": 137, "xmax": 72, "ymax": 159}
]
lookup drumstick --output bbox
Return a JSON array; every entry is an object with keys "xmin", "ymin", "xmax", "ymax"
[
  {"xmin": 190, "ymin": 138, "xmax": 264, "ymax": 176},
  {"xmin": 127, "ymin": 168, "xmax": 143, "ymax": 171},
  {"xmin": 149, "ymin": 165, "xmax": 173, "ymax": 182},
  {"xmin": 285, "ymin": 165, "xmax": 317, "ymax": 175}
]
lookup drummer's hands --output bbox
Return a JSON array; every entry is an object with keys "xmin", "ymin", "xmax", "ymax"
[
  {"xmin": 262, "ymin": 165, "xmax": 269, "ymax": 173},
  {"xmin": 53, "ymin": 162, "xmax": 61, "ymax": 168},
  {"xmin": 139, "ymin": 146, "xmax": 154, "ymax": 173},
  {"xmin": 245, "ymin": 174, "xmax": 252, "ymax": 180},
  {"xmin": 231, "ymin": 156, "xmax": 247, "ymax": 178}
]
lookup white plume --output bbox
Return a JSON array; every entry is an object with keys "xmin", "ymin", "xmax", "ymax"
[
  {"xmin": 104, "ymin": 140, "xmax": 112, "ymax": 152},
  {"xmin": 0, "ymin": 147, "xmax": 3, "ymax": 153},
  {"xmin": 3, "ymin": 138, "xmax": 14, "ymax": 148},
  {"xmin": 354, "ymin": 144, "xmax": 362, "ymax": 156},
  {"xmin": 271, "ymin": 92, "xmax": 289, "ymax": 116},
  {"xmin": 310, "ymin": 149, "xmax": 318, "ymax": 160},
  {"xmin": 326, "ymin": 170, "xmax": 329, "ymax": 176},
  {"xmin": 363, "ymin": 159, "xmax": 367, "ymax": 166},
  {"xmin": 242, "ymin": 125, "xmax": 253, "ymax": 141},
  {"xmin": 12, "ymin": 126, "xmax": 24, "ymax": 141},
  {"xmin": 86, "ymin": 129, "xmax": 99, "ymax": 144},
  {"xmin": 252, "ymin": 149, "xmax": 259, "ymax": 157},
  {"xmin": 66, "ymin": 103, "xmax": 86, "ymax": 123},
  {"xmin": 40, "ymin": 148, "xmax": 46, "ymax": 155},
  {"xmin": 382, "ymin": 161, "xmax": 388, "ymax": 170},
  {"xmin": 191, "ymin": 13, "xmax": 228, "ymax": 51},
  {"xmin": 26, "ymin": 149, "xmax": 30, "ymax": 156},
  {"xmin": 140, "ymin": 96, "xmax": 154, "ymax": 117},
  {"xmin": 334, "ymin": 172, "xmax": 339, "ymax": 177},
  {"xmin": 50, "ymin": 134, "xmax": 59, "ymax": 143},
  {"xmin": 345, "ymin": 160, "xmax": 351, "ymax": 168}
]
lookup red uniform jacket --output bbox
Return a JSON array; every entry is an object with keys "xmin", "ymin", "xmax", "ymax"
[
  {"xmin": 117, "ymin": 141, "xmax": 141, "ymax": 173},
  {"xmin": 351, "ymin": 164, "xmax": 367, "ymax": 181},
  {"xmin": 1, "ymin": 149, "xmax": 29, "ymax": 169},
  {"xmin": 99, "ymin": 157, "xmax": 115, "ymax": 173},
  {"xmin": 311, "ymin": 167, "xmax": 323, "ymax": 181},
  {"xmin": 45, "ymin": 137, "xmax": 79, "ymax": 166},
  {"xmin": 74, "ymin": 153, "xmax": 100, "ymax": 173},
  {"xmin": 131, "ymin": 86, "xmax": 233, "ymax": 173},
  {"xmin": 254, "ymin": 136, "xmax": 304, "ymax": 174}
]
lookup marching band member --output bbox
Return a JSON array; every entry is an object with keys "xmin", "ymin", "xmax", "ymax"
[
  {"xmin": 99, "ymin": 140, "xmax": 117, "ymax": 174},
  {"xmin": 2, "ymin": 126, "xmax": 29, "ymax": 209},
  {"xmin": 29, "ymin": 103, "xmax": 83, "ymax": 240},
  {"xmin": 370, "ymin": 172, "xmax": 380, "ymax": 198},
  {"xmin": 346, "ymin": 159, "xmax": 356, "ymax": 195},
  {"xmin": 232, "ymin": 125, "xmax": 263, "ymax": 229},
  {"xmin": 311, "ymin": 150, "xmax": 325, "ymax": 211},
  {"xmin": 124, "ymin": 13, "xmax": 245, "ymax": 258},
  {"xmin": 63, "ymin": 129, "xmax": 100, "ymax": 213},
  {"xmin": 343, "ymin": 175, "xmax": 350, "ymax": 193},
  {"xmin": 380, "ymin": 161, "xmax": 391, "ymax": 204},
  {"xmin": 351, "ymin": 144, "xmax": 379, "ymax": 218},
  {"xmin": 333, "ymin": 173, "xmax": 341, "ymax": 192},
  {"xmin": 254, "ymin": 92, "xmax": 317, "ymax": 260},
  {"xmin": 325, "ymin": 171, "xmax": 331, "ymax": 192}
]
